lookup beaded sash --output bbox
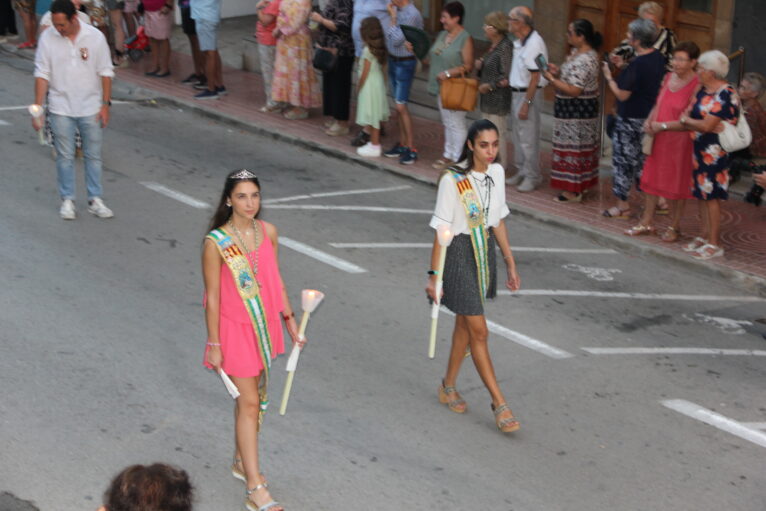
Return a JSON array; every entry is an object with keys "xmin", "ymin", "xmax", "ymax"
[
  {"xmin": 450, "ymin": 170, "xmax": 489, "ymax": 303},
  {"xmin": 207, "ymin": 228, "xmax": 272, "ymax": 424}
]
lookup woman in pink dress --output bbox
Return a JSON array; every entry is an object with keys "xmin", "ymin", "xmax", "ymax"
[
  {"xmin": 624, "ymin": 41, "xmax": 700, "ymax": 242},
  {"xmin": 271, "ymin": 0, "xmax": 321, "ymax": 120},
  {"xmin": 202, "ymin": 169, "xmax": 304, "ymax": 511}
]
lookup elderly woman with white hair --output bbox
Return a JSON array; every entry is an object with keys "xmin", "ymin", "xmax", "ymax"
[
  {"xmin": 678, "ymin": 50, "xmax": 740, "ymax": 260},
  {"xmin": 601, "ymin": 17, "xmax": 666, "ymax": 219},
  {"xmin": 737, "ymin": 72, "xmax": 766, "ymax": 161}
]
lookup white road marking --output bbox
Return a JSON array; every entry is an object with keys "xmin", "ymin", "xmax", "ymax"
[
  {"xmin": 562, "ymin": 263, "xmax": 622, "ymax": 281},
  {"xmin": 440, "ymin": 307, "xmax": 574, "ymax": 359},
  {"xmin": 328, "ymin": 242, "xmax": 618, "ymax": 254},
  {"xmin": 267, "ymin": 205, "xmax": 431, "ymax": 214},
  {"xmin": 0, "ymin": 119, "xmax": 10, "ymax": 126},
  {"xmin": 684, "ymin": 313, "xmax": 753, "ymax": 335},
  {"xmin": 279, "ymin": 237, "xmax": 367, "ymax": 274},
  {"xmin": 743, "ymin": 422, "xmax": 766, "ymax": 430},
  {"xmin": 264, "ymin": 185, "xmax": 411, "ymax": 204},
  {"xmin": 497, "ymin": 289, "xmax": 766, "ymax": 302},
  {"xmin": 662, "ymin": 399, "xmax": 766, "ymax": 449},
  {"xmin": 582, "ymin": 347, "xmax": 766, "ymax": 356},
  {"xmin": 140, "ymin": 181, "xmax": 212, "ymax": 209},
  {"xmin": 0, "ymin": 100, "xmax": 130, "ymax": 112}
]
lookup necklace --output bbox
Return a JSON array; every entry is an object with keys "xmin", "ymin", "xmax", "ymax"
[
  {"xmin": 469, "ymin": 170, "xmax": 493, "ymax": 227},
  {"xmin": 229, "ymin": 218, "xmax": 261, "ymax": 275}
]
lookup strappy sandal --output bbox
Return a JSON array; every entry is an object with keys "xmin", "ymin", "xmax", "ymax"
[
  {"xmin": 602, "ymin": 206, "xmax": 630, "ymax": 219},
  {"xmin": 660, "ymin": 226, "xmax": 680, "ymax": 242},
  {"xmin": 438, "ymin": 380, "xmax": 466, "ymax": 414},
  {"xmin": 492, "ymin": 403, "xmax": 520, "ymax": 433},
  {"xmin": 245, "ymin": 484, "xmax": 282, "ymax": 511},
  {"xmin": 623, "ymin": 224, "xmax": 656, "ymax": 236},
  {"xmin": 682, "ymin": 236, "xmax": 707, "ymax": 252},
  {"xmin": 232, "ymin": 458, "xmax": 266, "ymax": 487}
]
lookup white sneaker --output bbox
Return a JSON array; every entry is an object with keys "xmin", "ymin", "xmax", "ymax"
[
  {"xmin": 59, "ymin": 199, "xmax": 76, "ymax": 220},
  {"xmin": 356, "ymin": 142, "xmax": 382, "ymax": 158},
  {"xmin": 505, "ymin": 173, "xmax": 524, "ymax": 186},
  {"xmin": 88, "ymin": 197, "xmax": 114, "ymax": 218},
  {"xmin": 517, "ymin": 178, "xmax": 539, "ymax": 192}
]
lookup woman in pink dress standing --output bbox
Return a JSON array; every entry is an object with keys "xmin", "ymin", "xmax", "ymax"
[
  {"xmin": 270, "ymin": 0, "xmax": 321, "ymax": 120},
  {"xmin": 202, "ymin": 169, "xmax": 305, "ymax": 511},
  {"xmin": 624, "ymin": 41, "xmax": 700, "ymax": 242}
]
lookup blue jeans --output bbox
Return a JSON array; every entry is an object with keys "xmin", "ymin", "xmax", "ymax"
[
  {"xmin": 50, "ymin": 113, "xmax": 104, "ymax": 200},
  {"xmin": 388, "ymin": 57, "xmax": 417, "ymax": 104}
]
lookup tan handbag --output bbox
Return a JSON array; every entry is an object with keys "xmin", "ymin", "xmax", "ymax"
[{"xmin": 440, "ymin": 70, "xmax": 478, "ymax": 112}]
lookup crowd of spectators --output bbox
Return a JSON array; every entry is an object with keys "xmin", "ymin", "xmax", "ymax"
[{"xmin": 17, "ymin": 0, "xmax": 764, "ymax": 256}]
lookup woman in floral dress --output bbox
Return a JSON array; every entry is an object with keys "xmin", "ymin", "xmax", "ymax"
[
  {"xmin": 679, "ymin": 50, "xmax": 739, "ymax": 260},
  {"xmin": 543, "ymin": 18, "xmax": 602, "ymax": 203},
  {"xmin": 271, "ymin": 0, "xmax": 321, "ymax": 120}
]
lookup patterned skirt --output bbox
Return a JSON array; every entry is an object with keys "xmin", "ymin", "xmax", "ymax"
[
  {"xmin": 550, "ymin": 96, "xmax": 600, "ymax": 193},
  {"xmin": 441, "ymin": 232, "xmax": 497, "ymax": 316}
]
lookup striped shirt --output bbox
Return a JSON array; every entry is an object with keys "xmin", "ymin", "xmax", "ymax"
[{"xmin": 385, "ymin": 2, "xmax": 423, "ymax": 58}]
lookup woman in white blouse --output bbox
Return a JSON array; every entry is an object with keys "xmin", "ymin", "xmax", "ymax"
[{"xmin": 426, "ymin": 118, "xmax": 521, "ymax": 434}]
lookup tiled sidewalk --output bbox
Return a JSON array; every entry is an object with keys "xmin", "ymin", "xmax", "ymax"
[{"xmin": 116, "ymin": 49, "xmax": 766, "ymax": 288}]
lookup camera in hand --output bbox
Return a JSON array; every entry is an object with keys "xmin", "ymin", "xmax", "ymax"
[{"xmin": 744, "ymin": 164, "xmax": 764, "ymax": 207}]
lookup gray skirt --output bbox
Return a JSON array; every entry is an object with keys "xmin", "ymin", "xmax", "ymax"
[{"xmin": 441, "ymin": 232, "xmax": 497, "ymax": 316}]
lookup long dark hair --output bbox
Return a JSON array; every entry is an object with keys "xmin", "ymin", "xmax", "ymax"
[
  {"xmin": 451, "ymin": 119, "xmax": 500, "ymax": 173},
  {"xmin": 207, "ymin": 169, "xmax": 261, "ymax": 232},
  {"xmin": 571, "ymin": 18, "xmax": 603, "ymax": 50},
  {"xmin": 360, "ymin": 16, "xmax": 387, "ymax": 65}
]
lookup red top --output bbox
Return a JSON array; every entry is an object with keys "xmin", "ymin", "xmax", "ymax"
[
  {"xmin": 640, "ymin": 74, "xmax": 700, "ymax": 200},
  {"xmin": 256, "ymin": 0, "xmax": 281, "ymax": 46}
]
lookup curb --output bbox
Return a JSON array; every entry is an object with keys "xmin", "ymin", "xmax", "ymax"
[
  {"xmin": 5, "ymin": 39, "xmax": 763, "ymax": 298},
  {"xmin": 125, "ymin": 81, "xmax": 766, "ymax": 298}
]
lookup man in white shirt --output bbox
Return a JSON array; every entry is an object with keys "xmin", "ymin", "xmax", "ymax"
[
  {"xmin": 33, "ymin": 0, "xmax": 115, "ymax": 219},
  {"xmin": 506, "ymin": 6, "xmax": 548, "ymax": 192}
]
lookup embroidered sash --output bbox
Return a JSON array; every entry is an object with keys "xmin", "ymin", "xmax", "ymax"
[
  {"xmin": 450, "ymin": 170, "xmax": 490, "ymax": 303},
  {"xmin": 207, "ymin": 228, "xmax": 273, "ymax": 424}
]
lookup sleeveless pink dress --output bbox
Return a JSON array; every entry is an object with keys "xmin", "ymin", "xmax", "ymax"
[
  {"xmin": 204, "ymin": 223, "xmax": 286, "ymax": 377},
  {"xmin": 640, "ymin": 74, "xmax": 699, "ymax": 200}
]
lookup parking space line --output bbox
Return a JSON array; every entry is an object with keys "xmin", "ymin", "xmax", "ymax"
[
  {"xmin": 279, "ymin": 237, "xmax": 367, "ymax": 274},
  {"xmin": 498, "ymin": 290, "xmax": 766, "ymax": 302},
  {"xmin": 662, "ymin": 399, "xmax": 766, "ymax": 449},
  {"xmin": 140, "ymin": 181, "xmax": 211, "ymax": 209},
  {"xmin": 328, "ymin": 243, "xmax": 618, "ymax": 254},
  {"xmin": 582, "ymin": 347, "xmax": 766, "ymax": 356},
  {"xmin": 264, "ymin": 185, "xmax": 411, "ymax": 204},
  {"xmin": 440, "ymin": 307, "xmax": 574, "ymax": 359},
  {"xmin": 267, "ymin": 205, "xmax": 431, "ymax": 214}
]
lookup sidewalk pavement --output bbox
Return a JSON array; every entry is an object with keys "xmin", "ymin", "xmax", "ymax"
[{"xmin": 5, "ymin": 16, "xmax": 764, "ymax": 294}]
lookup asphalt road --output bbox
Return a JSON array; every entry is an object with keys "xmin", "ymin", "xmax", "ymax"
[{"xmin": 1, "ymin": 51, "xmax": 765, "ymax": 511}]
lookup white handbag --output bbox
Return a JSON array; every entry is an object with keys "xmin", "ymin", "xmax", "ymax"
[{"xmin": 719, "ymin": 94, "xmax": 752, "ymax": 153}]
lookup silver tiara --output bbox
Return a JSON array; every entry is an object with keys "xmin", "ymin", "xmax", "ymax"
[{"xmin": 229, "ymin": 169, "xmax": 257, "ymax": 180}]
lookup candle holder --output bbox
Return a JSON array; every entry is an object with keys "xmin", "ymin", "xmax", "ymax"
[
  {"xmin": 428, "ymin": 225, "xmax": 454, "ymax": 358},
  {"xmin": 279, "ymin": 289, "xmax": 325, "ymax": 415}
]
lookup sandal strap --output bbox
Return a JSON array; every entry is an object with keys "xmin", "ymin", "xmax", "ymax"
[
  {"xmin": 442, "ymin": 385, "xmax": 458, "ymax": 394},
  {"xmin": 247, "ymin": 484, "xmax": 267, "ymax": 495},
  {"xmin": 492, "ymin": 403, "xmax": 511, "ymax": 416}
]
